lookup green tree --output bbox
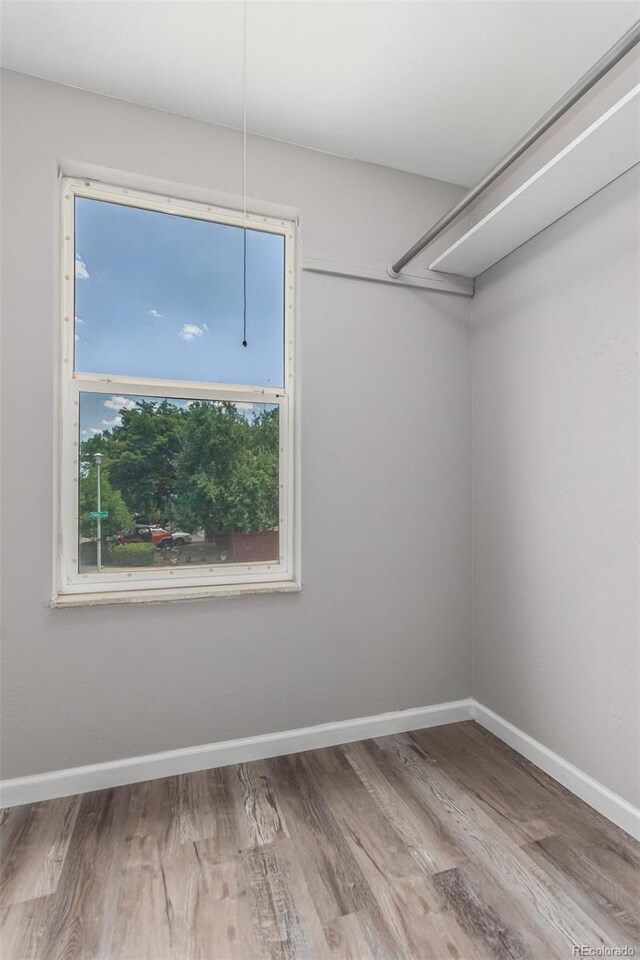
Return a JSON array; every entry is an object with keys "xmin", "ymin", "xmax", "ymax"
[
  {"xmin": 80, "ymin": 400, "xmax": 185, "ymax": 521},
  {"xmin": 176, "ymin": 402, "xmax": 279, "ymax": 539},
  {"xmin": 79, "ymin": 465, "xmax": 133, "ymax": 540}
]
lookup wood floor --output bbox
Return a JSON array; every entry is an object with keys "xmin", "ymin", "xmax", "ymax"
[{"xmin": 1, "ymin": 721, "xmax": 638, "ymax": 960}]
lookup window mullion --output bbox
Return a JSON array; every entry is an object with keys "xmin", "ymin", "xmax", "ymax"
[{"xmin": 72, "ymin": 374, "xmax": 284, "ymax": 405}]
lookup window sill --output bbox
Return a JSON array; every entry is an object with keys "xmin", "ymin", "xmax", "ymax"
[{"xmin": 51, "ymin": 580, "xmax": 302, "ymax": 609}]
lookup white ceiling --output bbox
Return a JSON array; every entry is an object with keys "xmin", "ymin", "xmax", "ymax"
[{"xmin": 1, "ymin": 1, "xmax": 638, "ymax": 186}]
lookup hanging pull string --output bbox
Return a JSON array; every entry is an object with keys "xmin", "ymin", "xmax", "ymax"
[
  {"xmin": 242, "ymin": 0, "xmax": 247, "ymax": 222},
  {"xmin": 242, "ymin": 228, "xmax": 247, "ymax": 347},
  {"xmin": 241, "ymin": 0, "xmax": 248, "ymax": 347}
]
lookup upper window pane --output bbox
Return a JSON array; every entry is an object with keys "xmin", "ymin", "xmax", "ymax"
[{"xmin": 73, "ymin": 198, "xmax": 285, "ymax": 386}]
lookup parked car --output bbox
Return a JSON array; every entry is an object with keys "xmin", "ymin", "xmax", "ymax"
[
  {"xmin": 116, "ymin": 525, "xmax": 174, "ymax": 549},
  {"xmin": 170, "ymin": 530, "xmax": 192, "ymax": 546}
]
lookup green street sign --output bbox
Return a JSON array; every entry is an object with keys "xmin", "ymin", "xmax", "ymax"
[{"xmin": 90, "ymin": 511, "xmax": 109, "ymax": 518}]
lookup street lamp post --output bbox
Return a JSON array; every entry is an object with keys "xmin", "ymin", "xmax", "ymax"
[{"xmin": 94, "ymin": 453, "xmax": 103, "ymax": 573}]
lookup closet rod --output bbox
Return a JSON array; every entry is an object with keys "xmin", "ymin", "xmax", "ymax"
[{"xmin": 389, "ymin": 19, "xmax": 640, "ymax": 277}]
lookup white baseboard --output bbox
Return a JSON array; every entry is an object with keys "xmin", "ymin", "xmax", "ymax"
[
  {"xmin": 0, "ymin": 698, "xmax": 473, "ymax": 809},
  {"xmin": 471, "ymin": 701, "xmax": 640, "ymax": 842},
  {"xmin": 2, "ymin": 698, "xmax": 638, "ymax": 842}
]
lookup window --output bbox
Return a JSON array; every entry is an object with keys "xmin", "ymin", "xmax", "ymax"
[{"xmin": 56, "ymin": 179, "xmax": 298, "ymax": 603}]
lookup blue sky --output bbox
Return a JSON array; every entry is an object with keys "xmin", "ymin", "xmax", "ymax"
[{"xmin": 74, "ymin": 198, "xmax": 285, "ymax": 397}]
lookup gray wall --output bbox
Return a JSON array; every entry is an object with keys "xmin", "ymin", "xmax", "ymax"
[
  {"xmin": 472, "ymin": 166, "xmax": 640, "ymax": 806},
  {"xmin": 0, "ymin": 71, "xmax": 472, "ymax": 778},
  {"xmin": 5, "ymin": 69, "xmax": 635, "ymax": 804}
]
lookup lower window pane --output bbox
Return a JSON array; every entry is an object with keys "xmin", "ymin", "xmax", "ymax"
[{"xmin": 78, "ymin": 393, "xmax": 280, "ymax": 574}]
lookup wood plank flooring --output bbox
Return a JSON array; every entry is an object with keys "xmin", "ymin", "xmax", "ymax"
[{"xmin": 1, "ymin": 721, "xmax": 638, "ymax": 960}]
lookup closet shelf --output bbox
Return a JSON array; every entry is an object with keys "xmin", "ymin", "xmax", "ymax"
[{"xmin": 429, "ymin": 85, "xmax": 640, "ymax": 279}]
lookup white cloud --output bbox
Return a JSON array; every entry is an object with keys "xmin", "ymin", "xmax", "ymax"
[
  {"xmin": 75, "ymin": 333, "xmax": 80, "ymax": 342},
  {"xmin": 104, "ymin": 395, "xmax": 137, "ymax": 412},
  {"xmin": 179, "ymin": 323, "xmax": 206, "ymax": 342},
  {"xmin": 202, "ymin": 323, "xmax": 210, "ymax": 332},
  {"xmin": 101, "ymin": 416, "xmax": 122, "ymax": 429},
  {"xmin": 148, "ymin": 308, "xmax": 162, "ymax": 319},
  {"xmin": 75, "ymin": 315, "xmax": 84, "ymax": 324},
  {"xmin": 75, "ymin": 255, "xmax": 89, "ymax": 279}
]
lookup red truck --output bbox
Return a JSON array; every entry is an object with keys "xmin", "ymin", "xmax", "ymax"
[{"xmin": 116, "ymin": 525, "xmax": 174, "ymax": 549}]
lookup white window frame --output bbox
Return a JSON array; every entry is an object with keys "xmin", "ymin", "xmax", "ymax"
[{"xmin": 55, "ymin": 178, "xmax": 298, "ymax": 604}]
